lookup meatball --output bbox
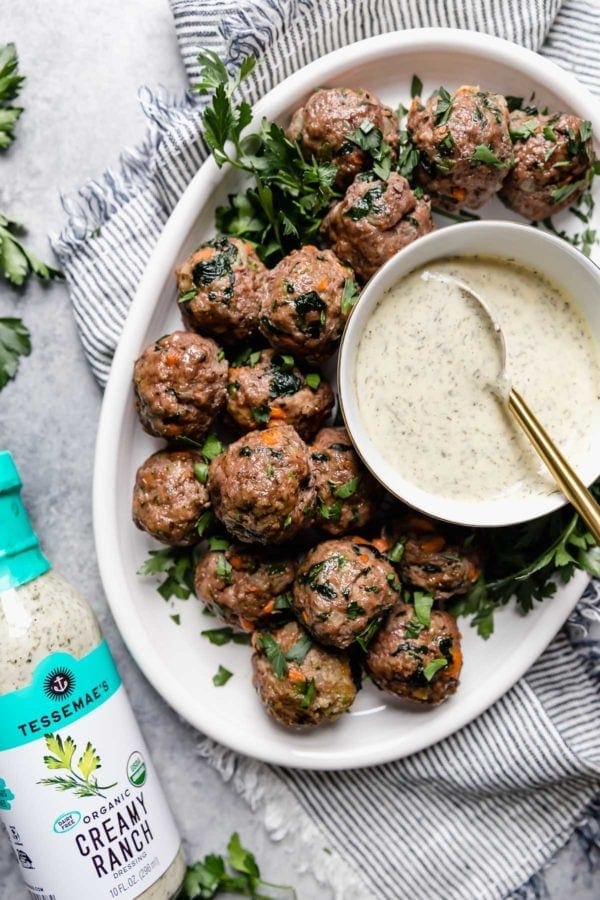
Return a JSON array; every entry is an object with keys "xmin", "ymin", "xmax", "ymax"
[
  {"xmin": 252, "ymin": 620, "xmax": 357, "ymax": 726},
  {"xmin": 499, "ymin": 110, "xmax": 595, "ymax": 220},
  {"xmin": 365, "ymin": 601, "xmax": 462, "ymax": 704},
  {"xmin": 407, "ymin": 85, "xmax": 513, "ymax": 211},
  {"xmin": 208, "ymin": 424, "xmax": 315, "ymax": 544},
  {"xmin": 321, "ymin": 172, "xmax": 434, "ymax": 282},
  {"xmin": 258, "ymin": 245, "xmax": 355, "ymax": 362},
  {"xmin": 132, "ymin": 448, "xmax": 209, "ymax": 546},
  {"xmin": 384, "ymin": 514, "xmax": 481, "ymax": 600},
  {"xmin": 176, "ymin": 237, "xmax": 266, "ymax": 344},
  {"xmin": 133, "ymin": 331, "xmax": 227, "ymax": 440},
  {"xmin": 310, "ymin": 427, "xmax": 382, "ymax": 535},
  {"xmin": 194, "ymin": 543, "xmax": 296, "ymax": 628},
  {"xmin": 287, "ymin": 87, "xmax": 399, "ymax": 188},
  {"xmin": 227, "ymin": 349, "xmax": 334, "ymax": 440},
  {"xmin": 292, "ymin": 538, "xmax": 399, "ymax": 649}
]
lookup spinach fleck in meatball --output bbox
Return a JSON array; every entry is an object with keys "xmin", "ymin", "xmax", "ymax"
[
  {"xmin": 227, "ymin": 348, "xmax": 334, "ymax": 440},
  {"xmin": 252, "ymin": 620, "xmax": 357, "ymax": 726},
  {"xmin": 292, "ymin": 538, "xmax": 399, "ymax": 649},
  {"xmin": 365, "ymin": 601, "xmax": 462, "ymax": 704},
  {"xmin": 208, "ymin": 424, "xmax": 315, "ymax": 545},
  {"xmin": 133, "ymin": 331, "xmax": 227, "ymax": 441},
  {"xmin": 258, "ymin": 246, "xmax": 356, "ymax": 363},
  {"xmin": 321, "ymin": 172, "xmax": 434, "ymax": 282},
  {"xmin": 383, "ymin": 514, "xmax": 481, "ymax": 601},
  {"xmin": 310, "ymin": 427, "xmax": 382, "ymax": 535},
  {"xmin": 194, "ymin": 541, "xmax": 296, "ymax": 629},
  {"xmin": 499, "ymin": 110, "xmax": 595, "ymax": 220},
  {"xmin": 407, "ymin": 85, "xmax": 513, "ymax": 211},
  {"xmin": 132, "ymin": 448, "xmax": 209, "ymax": 546},
  {"xmin": 176, "ymin": 237, "xmax": 266, "ymax": 344},
  {"xmin": 287, "ymin": 87, "xmax": 399, "ymax": 188}
]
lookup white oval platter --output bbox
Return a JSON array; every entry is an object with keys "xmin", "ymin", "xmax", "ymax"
[{"xmin": 94, "ymin": 28, "xmax": 596, "ymax": 770}]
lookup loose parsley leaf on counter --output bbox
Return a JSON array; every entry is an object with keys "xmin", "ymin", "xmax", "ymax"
[
  {"xmin": 0, "ymin": 213, "xmax": 62, "ymax": 286},
  {"xmin": 0, "ymin": 43, "xmax": 24, "ymax": 149},
  {"xmin": 182, "ymin": 831, "xmax": 297, "ymax": 899},
  {"xmin": 0, "ymin": 317, "xmax": 31, "ymax": 389}
]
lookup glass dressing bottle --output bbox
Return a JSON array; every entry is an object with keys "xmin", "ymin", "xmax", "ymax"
[{"xmin": 0, "ymin": 451, "xmax": 186, "ymax": 899}]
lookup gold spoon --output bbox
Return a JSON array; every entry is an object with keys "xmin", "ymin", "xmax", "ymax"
[{"xmin": 421, "ymin": 270, "xmax": 600, "ymax": 543}]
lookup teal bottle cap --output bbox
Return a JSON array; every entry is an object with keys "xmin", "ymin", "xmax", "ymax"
[{"xmin": 0, "ymin": 451, "xmax": 51, "ymax": 591}]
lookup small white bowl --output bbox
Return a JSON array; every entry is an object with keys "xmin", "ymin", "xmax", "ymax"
[{"xmin": 338, "ymin": 221, "xmax": 600, "ymax": 528}]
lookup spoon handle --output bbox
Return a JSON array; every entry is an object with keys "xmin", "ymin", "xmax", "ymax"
[{"xmin": 508, "ymin": 387, "xmax": 600, "ymax": 544}]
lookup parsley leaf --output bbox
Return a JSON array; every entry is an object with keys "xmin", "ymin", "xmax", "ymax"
[
  {"xmin": 434, "ymin": 87, "xmax": 453, "ymax": 126},
  {"xmin": 298, "ymin": 678, "xmax": 316, "ymax": 708},
  {"xmin": 0, "ymin": 213, "xmax": 62, "ymax": 286},
  {"xmin": 356, "ymin": 617, "xmax": 383, "ymax": 651},
  {"xmin": 201, "ymin": 433, "xmax": 224, "ymax": 461},
  {"xmin": 341, "ymin": 278, "xmax": 360, "ymax": 315},
  {"xmin": 413, "ymin": 592, "xmax": 434, "ymax": 628},
  {"xmin": 423, "ymin": 657, "xmax": 448, "ymax": 681},
  {"xmin": 201, "ymin": 627, "xmax": 251, "ymax": 646},
  {"xmin": 0, "ymin": 317, "xmax": 31, "ymax": 389},
  {"xmin": 410, "ymin": 74, "xmax": 423, "ymax": 98},
  {"xmin": 333, "ymin": 475, "xmax": 361, "ymax": 499},
  {"xmin": 213, "ymin": 665, "xmax": 233, "ymax": 687},
  {"xmin": 137, "ymin": 547, "xmax": 197, "ymax": 600},
  {"xmin": 0, "ymin": 43, "xmax": 24, "ymax": 149},
  {"xmin": 305, "ymin": 372, "xmax": 321, "ymax": 390},
  {"xmin": 284, "ymin": 633, "xmax": 313, "ymax": 664},
  {"xmin": 551, "ymin": 179, "xmax": 586, "ymax": 204},
  {"xmin": 256, "ymin": 633, "xmax": 287, "ymax": 678},
  {"xmin": 470, "ymin": 145, "xmax": 509, "ymax": 168}
]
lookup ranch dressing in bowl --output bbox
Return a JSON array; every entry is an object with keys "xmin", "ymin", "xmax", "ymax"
[{"xmin": 355, "ymin": 256, "xmax": 600, "ymax": 502}]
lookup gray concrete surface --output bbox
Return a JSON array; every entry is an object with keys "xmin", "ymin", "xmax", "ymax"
[{"xmin": 0, "ymin": 1, "xmax": 597, "ymax": 898}]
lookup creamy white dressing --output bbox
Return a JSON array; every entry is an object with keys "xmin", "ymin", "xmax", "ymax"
[{"xmin": 355, "ymin": 256, "xmax": 600, "ymax": 502}]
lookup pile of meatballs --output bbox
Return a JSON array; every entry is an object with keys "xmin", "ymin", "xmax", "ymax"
[{"xmin": 130, "ymin": 81, "xmax": 594, "ymax": 729}]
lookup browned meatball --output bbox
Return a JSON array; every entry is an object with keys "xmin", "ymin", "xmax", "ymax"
[
  {"xmin": 194, "ymin": 542, "xmax": 296, "ymax": 628},
  {"xmin": 252, "ymin": 620, "xmax": 357, "ymax": 726},
  {"xmin": 133, "ymin": 331, "xmax": 227, "ymax": 440},
  {"xmin": 383, "ymin": 514, "xmax": 481, "ymax": 601},
  {"xmin": 321, "ymin": 172, "xmax": 434, "ymax": 281},
  {"xmin": 287, "ymin": 87, "xmax": 399, "ymax": 188},
  {"xmin": 365, "ymin": 601, "xmax": 462, "ymax": 704},
  {"xmin": 499, "ymin": 111, "xmax": 595, "ymax": 220},
  {"xmin": 176, "ymin": 237, "xmax": 266, "ymax": 344},
  {"xmin": 407, "ymin": 85, "xmax": 513, "ymax": 211},
  {"xmin": 208, "ymin": 424, "xmax": 315, "ymax": 544},
  {"xmin": 258, "ymin": 246, "xmax": 355, "ymax": 362},
  {"xmin": 132, "ymin": 448, "xmax": 209, "ymax": 546},
  {"xmin": 310, "ymin": 427, "xmax": 382, "ymax": 535},
  {"xmin": 292, "ymin": 538, "xmax": 399, "ymax": 649},
  {"xmin": 227, "ymin": 349, "xmax": 334, "ymax": 440}
]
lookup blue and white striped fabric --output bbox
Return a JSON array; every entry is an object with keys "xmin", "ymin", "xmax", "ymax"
[{"xmin": 52, "ymin": 2, "xmax": 600, "ymax": 897}]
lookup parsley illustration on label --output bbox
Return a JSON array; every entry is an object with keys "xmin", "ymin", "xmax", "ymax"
[{"xmin": 38, "ymin": 733, "xmax": 117, "ymax": 799}]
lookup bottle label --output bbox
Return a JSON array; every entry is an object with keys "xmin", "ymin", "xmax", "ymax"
[{"xmin": 0, "ymin": 642, "xmax": 181, "ymax": 899}]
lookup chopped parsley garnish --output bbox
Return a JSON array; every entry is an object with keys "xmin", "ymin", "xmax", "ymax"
[
  {"xmin": 509, "ymin": 119, "xmax": 538, "ymax": 142},
  {"xmin": 137, "ymin": 547, "xmax": 197, "ymax": 600},
  {"xmin": 170, "ymin": 614, "xmax": 181, "ymax": 626},
  {"xmin": 305, "ymin": 372, "xmax": 321, "ymax": 390},
  {"xmin": 232, "ymin": 347, "xmax": 262, "ymax": 367},
  {"xmin": 397, "ymin": 129, "xmax": 420, "ymax": 181},
  {"xmin": 410, "ymin": 74, "xmax": 423, "ymax": 98},
  {"xmin": 178, "ymin": 288, "xmax": 197, "ymax": 304},
  {"xmin": 505, "ymin": 95, "xmax": 523, "ymax": 112},
  {"xmin": 275, "ymin": 592, "xmax": 293, "ymax": 610},
  {"xmin": 201, "ymin": 433, "xmax": 224, "ymax": 461},
  {"xmin": 433, "ymin": 86, "xmax": 453, "ymax": 126},
  {"xmin": 201, "ymin": 627, "xmax": 252, "ymax": 646},
  {"xmin": 543, "ymin": 124, "xmax": 557, "ymax": 142},
  {"xmin": 197, "ymin": 510, "xmax": 215, "ymax": 537},
  {"xmin": 470, "ymin": 144, "xmax": 509, "ymax": 168},
  {"xmin": 341, "ymin": 278, "xmax": 360, "ymax": 315},
  {"xmin": 580, "ymin": 120, "xmax": 593, "ymax": 143},
  {"xmin": 256, "ymin": 633, "xmax": 288, "ymax": 678},
  {"xmin": 194, "ymin": 462, "xmax": 209, "ymax": 484},
  {"xmin": 423, "ymin": 657, "xmax": 448, "ymax": 681},
  {"xmin": 356, "ymin": 617, "xmax": 382, "ymax": 651},
  {"xmin": 298, "ymin": 678, "xmax": 316, "ymax": 708},
  {"xmin": 285, "ymin": 633, "xmax": 313, "ymax": 664},
  {"xmin": 215, "ymin": 554, "xmax": 233, "ymax": 584},
  {"xmin": 333, "ymin": 475, "xmax": 361, "ymax": 499},
  {"xmin": 551, "ymin": 179, "xmax": 586, "ymax": 204},
  {"xmin": 209, "ymin": 536, "xmax": 230, "ymax": 551},
  {"xmin": 405, "ymin": 618, "xmax": 425, "ymax": 639},
  {"xmin": 344, "ymin": 121, "xmax": 393, "ymax": 180},
  {"xmin": 387, "ymin": 540, "xmax": 405, "ymax": 563},
  {"xmin": 413, "ymin": 592, "xmax": 434, "ymax": 628},
  {"xmin": 213, "ymin": 665, "xmax": 233, "ymax": 687},
  {"xmin": 318, "ymin": 499, "xmax": 342, "ymax": 522}
]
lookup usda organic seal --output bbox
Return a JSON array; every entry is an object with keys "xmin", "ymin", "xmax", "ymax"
[{"xmin": 127, "ymin": 750, "xmax": 147, "ymax": 786}]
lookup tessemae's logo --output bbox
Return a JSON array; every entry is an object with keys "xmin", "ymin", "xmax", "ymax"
[{"xmin": 43, "ymin": 668, "xmax": 75, "ymax": 701}]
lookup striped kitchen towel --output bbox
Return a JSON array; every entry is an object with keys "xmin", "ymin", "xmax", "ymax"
[{"xmin": 52, "ymin": 2, "xmax": 600, "ymax": 898}]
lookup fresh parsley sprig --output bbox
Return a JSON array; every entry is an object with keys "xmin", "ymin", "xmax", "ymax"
[
  {"xmin": 194, "ymin": 50, "xmax": 338, "ymax": 263},
  {"xmin": 182, "ymin": 832, "xmax": 297, "ymax": 899},
  {"xmin": 0, "ymin": 213, "xmax": 62, "ymax": 286},
  {"xmin": 0, "ymin": 317, "xmax": 30, "ymax": 388},
  {"xmin": 0, "ymin": 42, "xmax": 24, "ymax": 149}
]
